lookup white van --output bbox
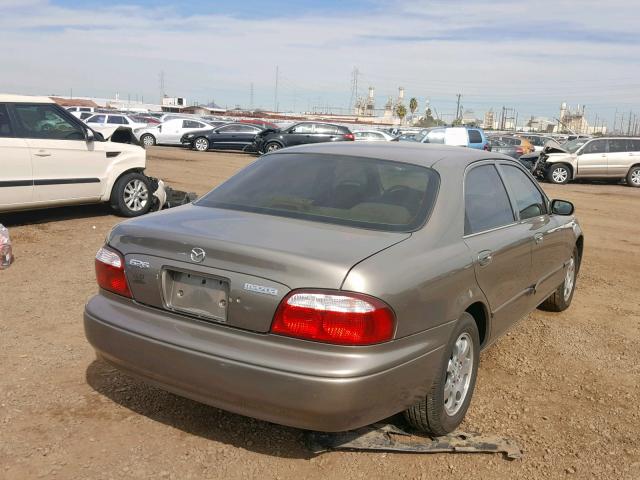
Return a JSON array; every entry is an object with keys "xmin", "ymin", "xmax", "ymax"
[{"xmin": 0, "ymin": 94, "xmax": 157, "ymax": 216}]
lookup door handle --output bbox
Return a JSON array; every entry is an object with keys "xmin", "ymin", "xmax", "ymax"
[
  {"xmin": 534, "ymin": 233, "xmax": 544, "ymax": 244},
  {"xmin": 34, "ymin": 151, "xmax": 51, "ymax": 157},
  {"xmin": 478, "ymin": 250, "xmax": 493, "ymax": 267}
]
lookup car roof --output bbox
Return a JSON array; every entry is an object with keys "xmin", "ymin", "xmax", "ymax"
[
  {"xmin": 268, "ymin": 141, "xmax": 513, "ymax": 169},
  {"xmin": 0, "ymin": 94, "xmax": 55, "ymax": 104}
]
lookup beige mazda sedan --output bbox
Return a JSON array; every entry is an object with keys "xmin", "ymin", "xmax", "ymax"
[{"xmin": 85, "ymin": 143, "xmax": 583, "ymax": 435}]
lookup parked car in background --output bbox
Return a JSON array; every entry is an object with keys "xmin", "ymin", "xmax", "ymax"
[
  {"xmin": 85, "ymin": 142, "xmax": 583, "ymax": 436},
  {"xmin": 396, "ymin": 132, "xmax": 419, "ymax": 142},
  {"xmin": 412, "ymin": 127, "xmax": 489, "ymax": 150},
  {"xmin": 203, "ymin": 120, "xmax": 229, "ymax": 128},
  {"xmin": 353, "ymin": 130, "xmax": 396, "ymax": 142},
  {"xmin": 240, "ymin": 119, "xmax": 279, "ymax": 129},
  {"xmin": 136, "ymin": 118, "xmax": 213, "ymax": 148},
  {"xmin": 182, "ymin": 123, "xmax": 263, "ymax": 152},
  {"xmin": 488, "ymin": 138, "xmax": 524, "ymax": 159},
  {"xmin": 66, "ymin": 106, "xmax": 95, "ymax": 114},
  {"xmin": 130, "ymin": 114, "xmax": 161, "ymax": 125},
  {"xmin": 519, "ymin": 134, "xmax": 557, "ymax": 152},
  {"xmin": 534, "ymin": 137, "xmax": 640, "ymax": 187},
  {"xmin": 85, "ymin": 113, "xmax": 148, "ymax": 130},
  {"xmin": 489, "ymin": 135, "xmax": 534, "ymax": 155},
  {"xmin": 71, "ymin": 111, "xmax": 94, "ymax": 121},
  {"xmin": 253, "ymin": 122, "xmax": 354, "ymax": 153},
  {"xmin": 0, "ymin": 94, "xmax": 162, "ymax": 217}
]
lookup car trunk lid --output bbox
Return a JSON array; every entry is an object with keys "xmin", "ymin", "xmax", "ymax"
[{"xmin": 108, "ymin": 204, "xmax": 410, "ymax": 332}]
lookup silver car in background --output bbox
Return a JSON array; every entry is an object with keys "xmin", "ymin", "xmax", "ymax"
[{"xmin": 85, "ymin": 143, "xmax": 583, "ymax": 435}]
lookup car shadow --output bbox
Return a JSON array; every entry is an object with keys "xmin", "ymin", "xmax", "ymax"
[
  {"xmin": 85, "ymin": 359, "xmax": 315, "ymax": 459},
  {"xmin": 1, "ymin": 204, "xmax": 114, "ymax": 227}
]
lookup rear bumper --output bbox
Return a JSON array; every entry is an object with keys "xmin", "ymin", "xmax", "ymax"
[{"xmin": 84, "ymin": 293, "xmax": 447, "ymax": 432}]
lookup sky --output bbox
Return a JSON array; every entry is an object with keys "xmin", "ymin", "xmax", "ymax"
[{"xmin": 0, "ymin": 0, "xmax": 638, "ymax": 128}]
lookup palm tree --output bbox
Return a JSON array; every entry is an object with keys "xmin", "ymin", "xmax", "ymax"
[
  {"xmin": 395, "ymin": 104, "xmax": 407, "ymax": 124},
  {"xmin": 409, "ymin": 97, "xmax": 418, "ymax": 115}
]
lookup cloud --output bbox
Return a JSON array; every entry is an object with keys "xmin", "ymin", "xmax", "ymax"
[{"xmin": 0, "ymin": 0, "xmax": 637, "ymax": 125}]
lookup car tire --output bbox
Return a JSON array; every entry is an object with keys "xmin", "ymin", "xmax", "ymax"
[
  {"xmin": 140, "ymin": 134, "xmax": 156, "ymax": 148},
  {"xmin": 404, "ymin": 312, "xmax": 480, "ymax": 436},
  {"xmin": 626, "ymin": 165, "xmax": 640, "ymax": 187},
  {"xmin": 265, "ymin": 142, "xmax": 282, "ymax": 153},
  {"xmin": 538, "ymin": 247, "xmax": 579, "ymax": 312},
  {"xmin": 110, "ymin": 172, "xmax": 152, "ymax": 217},
  {"xmin": 547, "ymin": 163, "xmax": 570, "ymax": 184},
  {"xmin": 194, "ymin": 137, "xmax": 209, "ymax": 152}
]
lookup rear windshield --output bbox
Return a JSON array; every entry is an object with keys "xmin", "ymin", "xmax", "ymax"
[{"xmin": 196, "ymin": 153, "xmax": 439, "ymax": 232}]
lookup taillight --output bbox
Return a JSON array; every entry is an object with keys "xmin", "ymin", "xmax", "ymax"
[
  {"xmin": 343, "ymin": 133, "xmax": 355, "ymax": 141},
  {"xmin": 95, "ymin": 246, "xmax": 131, "ymax": 298},
  {"xmin": 271, "ymin": 290, "xmax": 395, "ymax": 345}
]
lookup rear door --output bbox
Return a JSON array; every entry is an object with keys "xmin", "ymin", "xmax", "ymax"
[
  {"xmin": 607, "ymin": 138, "xmax": 632, "ymax": 178},
  {"xmin": 86, "ymin": 114, "xmax": 107, "ymax": 128},
  {"xmin": 497, "ymin": 162, "xmax": 566, "ymax": 307},
  {"xmin": 576, "ymin": 139, "xmax": 608, "ymax": 177},
  {"xmin": 313, "ymin": 123, "xmax": 339, "ymax": 144},
  {"xmin": 12, "ymin": 103, "xmax": 108, "ymax": 203},
  {"xmin": 463, "ymin": 162, "xmax": 533, "ymax": 340},
  {"xmin": 0, "ymin": 103, "xmax": 33, "ymax": 208}
]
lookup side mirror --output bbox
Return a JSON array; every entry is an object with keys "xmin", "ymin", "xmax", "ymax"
[
  {"xmin": 85, "ymin": 129, "xmax": 95, "ymax": 143},
  {"xmin": 158, "ymin": 125, "xmax": 162, "ymax": 132},
  {"xmin": 551, "ymin": 199, "xmax": 574, "ymax": 216}
]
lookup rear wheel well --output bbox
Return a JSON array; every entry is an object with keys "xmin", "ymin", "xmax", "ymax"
[
  {"xmin": 465, "ymin": 302, "xmax": 488, "ymax": 347},
  {"xmin": 576, "ymin": 235, "xmax": 584, "ymax": 270}
]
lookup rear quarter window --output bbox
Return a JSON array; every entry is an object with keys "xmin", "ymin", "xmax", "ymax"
[{"xmin": 468, "ymin": 130, "xmax": 483, "ymax": 143}]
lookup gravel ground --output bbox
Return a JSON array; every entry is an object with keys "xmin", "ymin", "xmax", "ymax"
[{"xmin": 1, "ymin": 147, "xmax": 638, "ymax": 480}]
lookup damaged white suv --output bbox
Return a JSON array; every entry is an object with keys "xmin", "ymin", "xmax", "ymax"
[{"xmin": 0, "ymin": 94, "xmax": 164, "ymax": 216}]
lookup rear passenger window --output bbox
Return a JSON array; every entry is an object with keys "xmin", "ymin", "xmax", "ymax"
[
  {"xmin": 182, "ymin": 120, "xmax": 202, "ymax": 128},
  {"xmin": 500, "ymin": 165, "xmax": 547, "ymax": 220},
  {"xmin": 631, "ymin": 140, "xmax": 640, "ymax": 152},
  {"xmin": 465, "ymin": 165, "xmax": 515, "ymax": 235},
  {"xmin": 608, "ymin": 139, "xmax": 629, "ymax": 153},
  {"xmin": 0, "ymin": 105, "xmax": 13, "ymax": 137},
  {"xmin": 88, "ymin": 115, "xmax": 105, "ymax": 123},
  {"xmin": 315, "ymin": 124, "xmax": 338, "ymax": 134},
  {"xmin": 468, "ymin": 129, "xmax": 482, "ymax": 143},
  {"xmin": 107, "ymin": 116, "xmax": 126, "ymax": 125}
]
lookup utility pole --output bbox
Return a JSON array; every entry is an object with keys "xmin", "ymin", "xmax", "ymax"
[
  {"xmin": 159, "ymin": 71, "xmax": 165, "ymax": 103},
  {"xmin": 455, "ymin": 93, "xmax": 462, "ymax": 122},
  {"xmin": 627, "ymin": 110, "xmax": 633, "ymax": 135},
  {"xmin": 274, "ymin": 66, "xmax": 279, "ymax": 113},
  {"xmin": 349, "ymin": 67, "xmax": 360, "ymax": 113},
  {"xmin": 249, "ymin": 83, "xmax": 254, "ymax": 110}
]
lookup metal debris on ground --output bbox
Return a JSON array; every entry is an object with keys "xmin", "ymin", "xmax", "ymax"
[
  {"xmin": 305, "ymin": 423, "xmax": 522, "ymax": 460},
  {"xmin": 0, "ymin": 224, "xmax": 14, "ymax": 269}
]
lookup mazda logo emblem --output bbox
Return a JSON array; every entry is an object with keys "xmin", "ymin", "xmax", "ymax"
[{"xmin": 190, "ymin": 247, "xmax": 206, "ymax": 263}]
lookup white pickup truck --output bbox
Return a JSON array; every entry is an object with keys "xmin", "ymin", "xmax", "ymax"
[{"xmin": 0, "ymin": 94, "xmax": 164, "ymax": 216}]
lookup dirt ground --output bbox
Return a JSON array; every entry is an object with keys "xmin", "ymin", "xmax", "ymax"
[{"xmin": 1, "ymin": 147, "xmax": 639, "ymax": 480}]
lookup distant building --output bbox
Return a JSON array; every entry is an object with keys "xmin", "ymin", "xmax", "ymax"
[{"xmin": 483, "ymin": 109, "xmax": 497, "ymax": 130}]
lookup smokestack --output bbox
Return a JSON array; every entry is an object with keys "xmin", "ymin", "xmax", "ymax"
[
  {"xmin": 398, "ymin": 87, "xmax": 404, "ymax": 101},
  {"xmin": 368, "ymin": 86, "xmax": 374, "ymax": 99}
]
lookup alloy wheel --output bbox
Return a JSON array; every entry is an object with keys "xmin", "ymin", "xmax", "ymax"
[
  {"xmin": 444, "ymin": 332, "xmax": 474, "ymax": 416},
  {"xmin": 266, "ymin": 143, "xmax": 281, "ymax": 152},
  {"xmin": 552, "ymin": 167, "xmax": 568, "ymax": 183},
  {"xmin": 564, "ymin": 257, "xmax": 576, "ymax": 302},
  {"xmin": 142, "ymin": 135, "xmax": 155, "ymax": 147},
  {"xmin": 194, "ymin": 138, "xmax": 209, "ymax": 151},
  {"xmin": 123, "ymin": 179, "xmax": 149, "ymax": 212},
  {"xmin": 631, "ymin": 169, "xmax": 640, "ymax": 186}
]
